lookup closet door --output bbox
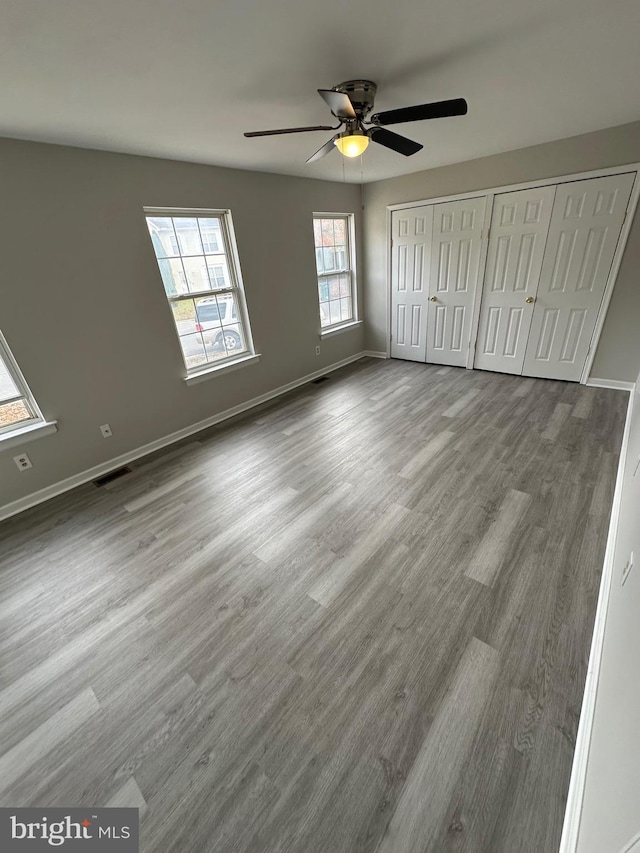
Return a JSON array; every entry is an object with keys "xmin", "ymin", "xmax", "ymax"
[
  {"xmin": 522, "ymin": 173, "xmax": 635, "ymax": 381},
  {"xmin": 475, "ymin": 186, "xmax": 556, "ymax": 374},
  {"xmin": 390, "ymin": 206, "xmax": 433, "ymax": 361},
  {"xmin": 426, "ymin": 196, "xmax": 486, "ymax": 367}
]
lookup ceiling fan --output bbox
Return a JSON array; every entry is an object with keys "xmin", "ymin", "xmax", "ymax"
[{"xmin": 244, "ymin": 80, "xmax": 467, "ymax": 163}]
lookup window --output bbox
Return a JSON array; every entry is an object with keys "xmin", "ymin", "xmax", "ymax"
[
  {"xmin": 313, "ymin": 214, "xmax": 357, "ymax": 331},
  {"xmin": 145, "ymin": 209, "xmax": 254, "ymax": 374},
  {"xmin": 0, "ymin": 331, "xmax": 45, "ymax": 436}
]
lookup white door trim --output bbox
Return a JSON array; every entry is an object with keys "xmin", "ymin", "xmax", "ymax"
[{"xmin": 386, "ymin": 161, "xmax": 640, "ymax": 382}]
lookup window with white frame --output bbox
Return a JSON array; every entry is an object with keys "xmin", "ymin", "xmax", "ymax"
[
  {"xmin": 145, "ymin": 209, "xmax": 254, "ymax": 373},
  {"xmin": 313, "ymin": 214, "xmax": 356, "ymax": 331},
  {"xmin": 0, "ymin": 331, "xmax": 44, "ymax": 436}
]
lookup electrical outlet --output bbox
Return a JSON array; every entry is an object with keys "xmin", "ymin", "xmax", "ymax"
[
  {"xmin": 13, "ymin": 453, "xmax": 33, "ymax": 471},
  {"xmin": 622, "ymin": 551, "xmax": 634, "ymax": 586},
  {"xmin": 100, "ymin": 424, "xmax": 113, "ymax": 438},
  {"xmin": 315, "ymin": 345, "xmax": 321, "ymax": 356}
]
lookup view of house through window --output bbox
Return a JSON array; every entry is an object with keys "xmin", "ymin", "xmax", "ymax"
[
  {"xmin": 313, "ymin": 214, "xmax": 356, "ymax": 330},
  {"xmin": 0, "ymin": 332, "xmax": 43, "ymax": 434},
  {"xmin": 145, "ymin": 210, "xmax": 253, "ymax": 372}
]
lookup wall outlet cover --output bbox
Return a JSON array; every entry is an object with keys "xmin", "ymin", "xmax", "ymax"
[{"xmin": 13, "ymin": 453, "xmax": 33, "ymax": 471}]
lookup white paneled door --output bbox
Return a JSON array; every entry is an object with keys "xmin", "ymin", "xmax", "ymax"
[
  {"xmin": 475, "ymin": 186, "xmax": 556, "ymax": 374},
  {"xmin": 522, "ymin": 173, "xmax": 635, "ymax": 381},
  {"xmin": 426, "ymin": 197, "xmax": 486, "ymax": 367},
  {"xmin": 390, "ymin": 206, "xmax": 433, "ymax": 361}
]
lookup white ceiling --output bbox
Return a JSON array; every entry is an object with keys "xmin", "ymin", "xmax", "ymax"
[{"xmin": 2, "ymin": 0, "xmax": 639, "ymax": 183}]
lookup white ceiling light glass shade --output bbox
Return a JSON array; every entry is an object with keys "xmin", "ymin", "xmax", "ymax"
[{"xmin": 334, "ymin": 131, "xmax": 369, "ymax": 157}]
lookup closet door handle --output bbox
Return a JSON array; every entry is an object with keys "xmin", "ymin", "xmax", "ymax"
[
  {"xmin": 525, "ymin": 296, "xmax": 534, "ymax": 304},
  {"xmin": 430, "ymin": 296, "xmax": 438, "ymax": 302}
]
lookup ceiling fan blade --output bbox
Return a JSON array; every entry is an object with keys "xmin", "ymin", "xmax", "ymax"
[
  {"xmin": 368, "ymin": 127, "xmax": 423, "ymax": 157},
  {"xmin": 371, "ymin": 98, "xmax": 468, "ymax": 126},
  {"xmin": 244, "ymin": 125, "xmax": 338, "ymax": 138},
  {"xmin": 306, "ymin": 135, "xmax": 339, "ymax": 164},
  {"xmin": 318, "ymin": 89, "xmax": 357, "ymax": 120}
]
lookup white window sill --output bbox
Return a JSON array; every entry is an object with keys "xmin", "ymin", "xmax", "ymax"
[
  {"xmin": 185, "ymin": 353, "xmax": 261, "ymax": 386},
  {"xmin": 0, "ymin": 420, "xmax": 58, "ymax": 452},
  {"xmin": 320, "ymin": 320, "xmax": 362, "ymax": 339}
]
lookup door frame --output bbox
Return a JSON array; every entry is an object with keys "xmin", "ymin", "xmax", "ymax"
[{"xmin": 386, "ymin": 162, "xmax": 640, "ymax": 383}]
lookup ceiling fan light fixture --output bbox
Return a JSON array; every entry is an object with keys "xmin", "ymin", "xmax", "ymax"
[{"xmin": 334, "ymin": 131, "xmax": 369, "ymax": 158}]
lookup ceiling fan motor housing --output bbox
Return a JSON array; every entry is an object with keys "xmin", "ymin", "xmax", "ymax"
[{"xmin": 333, "ymin": 80, "xmax": 377, "ymax": 120}]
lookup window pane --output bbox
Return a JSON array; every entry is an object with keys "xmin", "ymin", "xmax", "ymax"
[
  {"xmin": 173, "ymin": 218, "xmax": 203, "ymax": 255},
  {"xmin": 340, "ymin": 297, "xmax": 353, "ymax": 321},
  {"xmin": 321, "ymin": 219, "xmax": 335, "ymax": 247},
  {"xmin": 205, "ymin": 259, "xmax": 230, "ymax": 290},
  {"xmin": 198, "ymin": 218, "xmax": 223, "ymax": 253},
  {"xmin": 182, "ymin": 256, "xmax": 212, "ymax": 293},
  {"xmin": 220, "ymin": 324, "xmax": 247, "ymax": 357},
  {"xmin": 157, "ymin": 257, "xmax": 186, "ymax": 297},
  {"xmin": 171, "ymin": 298, "xmax": 198, "ymax": 336},
  {"xmin": 146, "ymin": 217, "xmax": 179, "ymax": 258},
  {"xmin": 339, "ymin": 274, "xmax": 350, "ymax": 297},
  {"xmin": 320, "ymin": 304, "xmax": 330, "ymax": 328},
  {"xmin": 318, "ymin": 278, "xmax": 330, "ymax": 303},
  {"xmin": 313, "ymin": 219, "xmax": 324, "ymax": 248},
  {"xmin": 191, "ymin": 293, "xmax": 245, "ymax": 358},
  {"xmin": 329, "ymin": 276, "xmax": 341, "ymax": 299},
  {"xmin": 333, "ymin": 218, "xmax": 346, "ymax": 245},
  {"xmin": 0, "ymin": 357, "xmax": 20, "ymax": 402},
  {"xmin": 0, "ymin": 398, "xmax": 32, "ymax": 428},
  {"xmin": 323, "ymin": 247, "xmax": 337, "ymax": 272},
  {"xmin": 195, "ymin": 294, "xmax": 246, "ymax": 361},
  {"xmin": 329, "ymin": 300, "xmax": 342, "ymax": 325},
  {"xmin": 194, "ymin": 296, "xmax": 224, "ymax": 330},
  {"xmin": 177, "ymin": 332, "xmax": 208, "ymax": 371}
]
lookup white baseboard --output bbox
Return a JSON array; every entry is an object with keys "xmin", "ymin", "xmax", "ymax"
[
  {"xmin": 362, "ymin": 350, "xmax": 388, "ymax": 359},
  {"xmin": 559, "ymin": 382, "xmax": 636, "ymax": 852},
  {"xmin": 586, "ymin": 377, "xmax": 636, "ymax": 391},
  {"xmin": 0, "ymin": 351, "xmax": 370, "ymax": 523}
]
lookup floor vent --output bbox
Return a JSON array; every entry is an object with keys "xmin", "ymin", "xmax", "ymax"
[
  {"xmin": 312, "ymin": 376, "xmax": 330, "ymax": 385},
  {"xmin": 93, "ymin": 466, "xmax": 132, "ymax": 487}
]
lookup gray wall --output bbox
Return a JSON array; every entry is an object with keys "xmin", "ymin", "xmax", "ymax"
[
  {"xmin": 363, "ymin": 121, "xmax": 640, "ymax": 379},
  {"xmin": 0, "ymin": 138, "xmax": 363, "ymax": 511}
]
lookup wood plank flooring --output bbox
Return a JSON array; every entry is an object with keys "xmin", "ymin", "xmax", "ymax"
[{"xmin": 0, "ymin": 358, "xmax": 627, "ymax": 852}]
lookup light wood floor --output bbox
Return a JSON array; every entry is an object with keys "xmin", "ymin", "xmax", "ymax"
[{"xmin": 0, "ymin": 358, "xmax": 627, "ymax": 852}]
